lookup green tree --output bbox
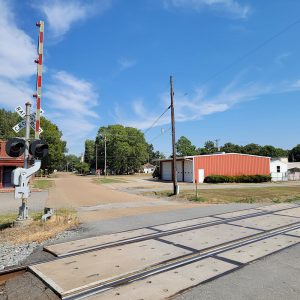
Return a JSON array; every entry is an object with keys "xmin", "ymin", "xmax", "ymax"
[
  {"xmin": 176, "ymin": 136, "xmax": 197, "ymax": 156},
  {"xmin": 221, "ymin": 143, "xmax": 241, "ymax": 153},
  {"xmin": 75, "ymin": 161, "xmax": 90, "ymax": 174},
  {"xmin": 241, "ymin": 143, "xmax": 262, "ymax": 156},
  {"xmin": 147, "ymin": 143, "xmax": 165, "ymax": 165},
  {"xmin": 40, "ymin": 117, "xmax": 67, "ymax": 172},
  {"xmin": 0, "ymin": 109, "xmax": 22, "ymax": 138},
  {"xmin": 84, "ymin": 139, "xmax": 95, "ymax": 168},
  {"xmin": 260, "ymin": 145, "xmax": 288, "ymax": 158},
  {"xmin": 289, "ymin": 144, "xmax": 300, "ymax": 162},
  {"xmin": 96, "ymin": 125, "xmax": 149, "ymax": 174},
  {"xmin": 65, "ymin": 154, "xmax": 80, "ymax": 171}
]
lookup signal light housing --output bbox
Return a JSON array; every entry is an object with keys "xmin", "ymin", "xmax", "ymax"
[
  {"xmin": 5, "ymin": 138, "xmax": 26, "ymax": 158},
  {"xmin": 29, "ymin": 140, "xmax": 48, "ymax": 159}
]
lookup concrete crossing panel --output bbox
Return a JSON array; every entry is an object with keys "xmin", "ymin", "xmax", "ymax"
[
  {"xmin": 87, "ymin": 258, "xmax": 236, "ymax": 300},
  {"xmin": 218, "ymin": 234, "xmax": 300, "ymax": 263},
  {"xmin": 44, "ymin": 228, "xmax": 156, "ymax": 256},
  {"xmin": 230, "ymin": 214, "xmax": 299, "ymax": 231},
  {"xmin": 152, "ymin": 216, "xmax": 217, "ymax": 231},
  {"xmin": 30, "ymin": 239, "xmax": 191, "ymax": 296},
  {"xmin": 274, "ymin": 207, "xmax": 300, "ymax": 218},
  {"xmin": 215, "ymin": 209, "xmax": 259, "ymax": 219},
  {"xmin": 160, "ymin": 224, "xmax": 259, "ymax": 251},
  {"xmin": 256, "ymin": 203, "xmax": 298, "ymax": 211}
]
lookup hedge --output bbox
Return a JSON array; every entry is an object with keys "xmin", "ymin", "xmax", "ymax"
[{"xmin": 204, "ymin": 174, "xmax": 271, "ymax": 183}]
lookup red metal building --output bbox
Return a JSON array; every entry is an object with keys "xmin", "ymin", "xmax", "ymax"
[
  {"xmin": 0, "ymin": 140, "xmax": 24, "ymax": 188},
  {"xmin": 159, "ymin": 153, "xmax": 270, "ymax": 183}
]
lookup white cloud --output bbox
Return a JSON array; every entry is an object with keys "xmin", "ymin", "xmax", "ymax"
[
  {"xmin": 275, "ymin": 52, "xmax": 291, "ymax": 67},
  {"xmin": 164, "ymin": 0, "xmax": 251, "ymax": 19},
  {"xmin": 36, "ymin": 0, "xmax": 112, "ymax": 40},
  {"xmin": 44, "ymin": 71, "xmax": 100, "ymax": 153},
  {"xmin": 118, "ymin": 58, "xmax": 137, "ymax": 71},
  {"xmin": 114, "ymin": 75, "xmax": 300, "ymax": 130},
  {"xmin": 0, "ymin": 0, "xmax": 36, "ymax": 109}
]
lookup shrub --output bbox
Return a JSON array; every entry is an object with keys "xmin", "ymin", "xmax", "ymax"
[
  {"xmin": 152, "ymin": 166, "xmax": 161, "ymax": 179},
  {"xmin": 204, "ymin": 174, "xmax": 271, "ymax": 183}
]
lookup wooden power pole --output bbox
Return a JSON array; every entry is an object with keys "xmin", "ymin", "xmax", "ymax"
[{"xmin": 170, "ymin": 75, "xmax": 178, "ymax": 195}]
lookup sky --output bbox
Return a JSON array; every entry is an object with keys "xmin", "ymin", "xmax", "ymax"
[{"xmin": 0, "ymin": 0, "xmax": 300, "ymax": 156}]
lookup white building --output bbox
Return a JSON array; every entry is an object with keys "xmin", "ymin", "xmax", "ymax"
[
  {"xmin": 270, "ymin": 158, "xmax": 288, "ymax": 181},
  {"xmin": 143, "ymin": 163, "xmax": 155, "ymax": 174},
  {"xmin": 287, "ymin": 162, "xmax": 300, "ymax": 181}
]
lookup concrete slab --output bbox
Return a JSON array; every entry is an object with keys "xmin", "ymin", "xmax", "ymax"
[
  {"xmin": 229, "ymin": 214, "xmax": 300, "ymax": 231},
  {"xmin": 160, "ymin": 224, "xmax": 259, "ymax": 251},
  {"xmin": 218, "ymin": 234, "xmax": 300, "ymax": 264},
  {"xmin": 285, "ymin": 228, "xmax": 300, "ymax": 237},
  {"xmin": 30, "ymin": 239, "xmax": 191, "ymax": 296},
  {"xmin": 152, "ymin": 216, "xmax": 218, "ymax": 231},
  {"xmin": 44, "ymin": 228, "xmax": 156, "ymax": 256},
  {"xmin": 256, "ymin": 203, "xmax": 298, "ymax": 212},
  {"xmin": 215, "ymin": 209, "xmax": 259, "ymax": 219},
  {"xmin": 87, "ymin": 257, "xmax": 236, "ymax": 300},
  {"xmin": 274, "ymin": 207, "xmax": 300, "ymax": 218}
]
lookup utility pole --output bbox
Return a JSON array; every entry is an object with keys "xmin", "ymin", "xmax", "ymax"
[
  {"xmin": 17, "ymin": 102, "xmax": 31, "ymax": 222},
  {"xmin": 170, "ymin": 75, "xmax": 178, "ymax": 195},
  {"xmin": 104, "ymin": 135, "xmax": 107, "ymax": 177},
  {"xmin": 215, "ymin": 139, "xmax": 220, "ymax": 152},
  {"xmin": 95, "ymin": 143, "xmax": 98, "ymax": 175}
]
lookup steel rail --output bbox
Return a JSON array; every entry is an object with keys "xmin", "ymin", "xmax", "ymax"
[{"xmin": 61, "ymin": 222, "xmax": 300, "ymax": 300}]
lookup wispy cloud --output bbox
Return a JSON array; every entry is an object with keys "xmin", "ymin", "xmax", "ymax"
[
  {"xmin": 35, "ymin": 0, "xmax": 112, "ymax": 40},
  {"xmin": 118, "ymin": 58, "xmax": 137, "ymax": 72},
  {"xmin": 0, "ymin": 0, "xmax": 36, "ymax": 108},
  {"xmin": 44, "ymin": 71, "xmax": 100, "ymax": 153},
  {"xmin": 164, "ymin": 0, "xmax": 251, "ymax": 19},
  {"xmin": 114, "ymin": 75, "xmax": 300, "ymax": 130},
  {"xmin": 275, "ymin": 52, "xmax": 291, "ymax": 67}
]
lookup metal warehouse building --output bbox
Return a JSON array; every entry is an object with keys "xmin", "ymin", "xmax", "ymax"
[{"xmin": 159, "ymin": 153, "xmax": 270, "ymax": 183}]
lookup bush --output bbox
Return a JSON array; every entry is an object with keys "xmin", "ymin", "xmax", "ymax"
[{"xmin": 204, "ymin": 174, "xmax": 271, "ymax": 183}]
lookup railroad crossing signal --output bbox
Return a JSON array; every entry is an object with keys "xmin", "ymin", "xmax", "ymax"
[
  {"xmin": 29, "ymin": 139, "xmax": 49, "ymax": 159},
  {"xmin": 5, "ymin": 138, "xmax": 26, "ymax": 157},
  {"xmin": 12, "ymin": 105, "xmax": 44, "ymax": 134}
]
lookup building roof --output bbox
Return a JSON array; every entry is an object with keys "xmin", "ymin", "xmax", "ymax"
[
  {"xmin": 143, "ymin": 163, "xmax": 155, "ymax": 168},
  {"xmin": 154, "ymin": 152, "xmax": 271, "ymax": 162}
]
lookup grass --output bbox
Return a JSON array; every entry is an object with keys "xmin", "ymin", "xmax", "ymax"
[
  {"xmin": 93, "ymin": 177, "xmax": 128, "ymax": 184},
  {"xmin": 31, "ymin": 179, "xmax": 54, "ymax": 190},
  {"xmin": 146, "ymin": 186, "xmax": 300, "ymax": 204},
  {"xmin": 0, "ymin": 207, "xmax": 78, "ymax": 244}
]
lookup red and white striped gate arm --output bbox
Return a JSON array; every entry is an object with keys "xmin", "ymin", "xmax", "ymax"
[{"xmin": 33, "ymin": 20, "xmax": 44, "ymax": 139}]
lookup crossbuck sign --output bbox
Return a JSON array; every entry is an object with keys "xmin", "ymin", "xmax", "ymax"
[{"xmin": 12, "ymin": 106, "xmax": 44, "ymax": 134}]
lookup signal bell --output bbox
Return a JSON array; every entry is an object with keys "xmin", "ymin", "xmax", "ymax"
[
  {"xmin": 5, "ymin": 138, "xmax": 26, "ymax": 157},
  {"xmin": 29, "ymin": 140, "xmax": 49, "ymax": 159}
]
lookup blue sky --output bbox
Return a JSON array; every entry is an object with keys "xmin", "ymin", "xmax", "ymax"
[{"xmin": 0, "ymin": 0, "xmax": 300, "ymax": 156}]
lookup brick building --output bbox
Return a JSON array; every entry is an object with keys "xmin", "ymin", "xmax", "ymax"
[{"xmin": 0, "ymin": 140, "xmax": 24, "ymax": 188}]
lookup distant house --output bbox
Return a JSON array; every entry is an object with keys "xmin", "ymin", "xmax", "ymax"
[
  {"xmin": 287, "ymin": 162, "xmax": 300, "ymax": 181},
  {"xmin": 270, "ymin": 158, "xmax": 288, "ymax": 181},
  {"xmin": 0, "ymin": 140, "xmax": 24, "ymax": 188},
  {"xmin": 143, "ymin": 163, "xmax": 155, "ymax": 174}
]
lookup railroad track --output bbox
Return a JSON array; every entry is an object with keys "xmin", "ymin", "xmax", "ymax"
[{"xmin": 1, "ymin": 204, "xmax": 300, "ymax": 299}]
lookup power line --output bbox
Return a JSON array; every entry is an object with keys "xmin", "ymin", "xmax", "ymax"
[
  {"xmin": 149, "ymin": 127, "xmax": 171, "ymax": 143},
  {"xmin": 200, "ymin": 18, "xmax": 300, "ymax": 86},
  {"xmin": 143, "ymin": 106, "xmax": 171, "ymax": 135}
]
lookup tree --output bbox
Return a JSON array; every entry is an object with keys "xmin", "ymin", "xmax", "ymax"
[
  {"xmin": 260, "ymin": 145, "xmax": 288, "ymax": 158},
  {"xmin": 40, "ymin": 117, "xmax": 67, "ymax": 172},
  {"xmin": 147, "ymin": 143, "xmax": 165, "ymax": 165},
  {"xmin": 289, "ymin": 144, "xmax": 300, "ymax": 162},
  {"xmin": 221, "ymin": 143, "xmax": 241, "ymax": 153},
  {"xmin": 0, "ymin": 109, "xmax": 21, "ymax": 139},
  {"xmin": 176, "ymin": 136, "xmax": 197, "ymax": 156},
  {"xmin": 241, "ymin": 143, "xmax": 262, "ymax": 156},
  {"xmin": 84, "ymin": 139, "xmax": 95, "ymax": 168},
  {"xmin": 75, "ymin": 162, "xmax": 90, "ymax": 174},
  {"xmin": 96, "ymin": 125, "xmax": 149, "ymax": 174},
  {"xmin": 65, "ymin": 154, "xmax": 80, "ymax": 171}
]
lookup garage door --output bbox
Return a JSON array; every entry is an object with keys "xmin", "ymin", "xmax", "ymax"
[
  {"xmin": 184, "ymin": 160, "xmax": 193, "ymax": 182},
  {"xmin": 177, "ymin": 161, "xmax": 183, "ymax": 182},
  {"xmin": 161, "ymin": 161, "xmax": 172, "ymax": 181}
]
